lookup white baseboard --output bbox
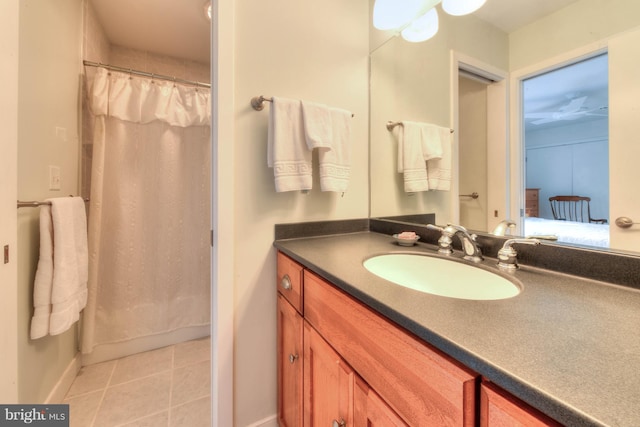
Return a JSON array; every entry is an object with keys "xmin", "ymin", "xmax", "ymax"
[
  {"xmin": 45, "ymin": 352, "xmax": 82, "ymax": 403},
  {"xmin": 82, "ymin": 325, "xmax": 210, "ymax": 365},
  {"xmin": 246, "ymin": 414, "xmax": 278, "ymax": 427}
]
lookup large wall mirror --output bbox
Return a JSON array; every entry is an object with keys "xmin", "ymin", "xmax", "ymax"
[{"xmin": 369, "ymin": 0, "xmax": 640, "ymax": 255}]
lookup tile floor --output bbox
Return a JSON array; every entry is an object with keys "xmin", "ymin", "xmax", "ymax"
[{"xmin": 63, "ymin": 337, "xmax": 211, "ymax": 427}]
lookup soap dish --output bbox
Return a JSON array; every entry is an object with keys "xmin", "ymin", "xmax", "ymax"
[{"xmin": 393, "ymin": 233, "xmax": 420, "ymax": 246}]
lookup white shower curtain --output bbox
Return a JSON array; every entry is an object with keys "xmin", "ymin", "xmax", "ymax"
[{"xmin": 81, "ymin": 67, "xmax": 211, "ymax": 354}]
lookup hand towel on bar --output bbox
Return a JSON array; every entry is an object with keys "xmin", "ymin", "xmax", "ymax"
[
  {"xmin": 397, "ymin": 121, "xmax": 429, "ymax": 192},
  {"xmin": 318, "ymin": 107, "xmax": 352, "ymax": 192},
  {"xmin": 419, "ymin": 123, "xmax": 445, "ymax": 161},
  {"xmin": 427, "ymin": 126, "xmax": 453, "ymax": 191},
  {"xmin": 301, "ymin": 100, "xmax": 333, "ymax": 150},
  {"xmin": 30, "ymin": 197, "xmax": 89, "ymax": 339},
  {"xmin": 267, "ymin": 97, "xmax": 312, "ymax": 192}
]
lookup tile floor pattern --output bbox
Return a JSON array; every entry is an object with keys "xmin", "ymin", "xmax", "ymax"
[{"xmin": 63, "ymin": 337, "xmax": 211, "ymax": 427}]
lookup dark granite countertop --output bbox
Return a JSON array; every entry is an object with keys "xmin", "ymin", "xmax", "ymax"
[{"xmin": 274, "ymin": 231, "xmax": 640, "ymax": 427}]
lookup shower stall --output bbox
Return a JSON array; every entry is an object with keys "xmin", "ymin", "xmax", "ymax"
[{"xmin": 80, "ymin": 63, "xmax": 211, "ymax": 364}]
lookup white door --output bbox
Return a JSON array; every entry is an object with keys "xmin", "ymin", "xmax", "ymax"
[{"xmin": 609, "ymin": 27, "xmax": 640, "ymax": 251}]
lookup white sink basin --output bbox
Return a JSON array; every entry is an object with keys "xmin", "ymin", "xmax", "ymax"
[{"xmin": 363, "ymin": 253, "xmax": 521, "ymax": 301}]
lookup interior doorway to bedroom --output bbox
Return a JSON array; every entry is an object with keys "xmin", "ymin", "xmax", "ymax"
[{"xmin": 522, "ymin": 53, "xmax": 609, "ymax": 248}]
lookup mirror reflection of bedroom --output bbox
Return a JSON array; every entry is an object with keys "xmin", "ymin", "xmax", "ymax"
[{"xmin": 523, "ymin": 53, "xmax": 609, "ymax": 248}]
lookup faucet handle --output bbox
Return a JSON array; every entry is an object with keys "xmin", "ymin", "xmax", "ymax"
[
  {"xmin": 497, "ymin": 238, "xmax": 540, "ymax": 270},
  {"xmin": 426, "ymin": 224, "xmax": 454, "ymax": 255}
]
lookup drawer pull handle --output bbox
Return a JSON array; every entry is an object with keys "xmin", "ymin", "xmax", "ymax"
[
  {"xmin": 281, "ymin": 274, "xmax": 292, "ymax": 291},
  {"xmin": 332, "ymin": 419, "xmax": 346, "ymax": 427},
  {"xmin": 288, "ymin": 353, "xmax": 299, "ymax": 364}
]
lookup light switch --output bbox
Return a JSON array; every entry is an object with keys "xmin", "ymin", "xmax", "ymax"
[{"xmin": 49, "ymin": 165, "xmax": 61, "ymax": 190}]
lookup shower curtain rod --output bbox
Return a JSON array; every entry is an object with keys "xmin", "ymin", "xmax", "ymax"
[{"xmin": 82, "ymin": 60, "xmax": 211, "ymax": 89}]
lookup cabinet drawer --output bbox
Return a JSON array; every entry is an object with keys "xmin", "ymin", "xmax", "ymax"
[
  {"xmin": 480, "ymin": 381, "xmax": 561, "ymax": 426},
  {"xmin": 304, "ymin": 270, "xmax": 477, "ymax": 427},
  {"xmin": 277, "ymin": 252, "xmax": 304, "ymax": 313}
]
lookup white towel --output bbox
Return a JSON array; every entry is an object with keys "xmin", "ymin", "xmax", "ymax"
[
  {"xmin": 318, "ymin": 108, "xmax": 352, "ymax": 192},
  {"xmin": 301, "ymin": 100, "xmax": 333, "ymax": 150},
  {"xmin": 419, "ymin": 123, "xmax": 445, "ymax": 160},
  {"xmin": 427, "ymin": 127, "xmax": 452, "ymax": 191},
  {"xmin": 397, "ymin": 121, "xmax": 429, "ymax": 192},
  {"xmin": 267, "ymin": 97, "xmax": 312, "ymax": 192},
  {"xmin": 30, "ymin": 197, "xmax": 88, "ymax": 339}
]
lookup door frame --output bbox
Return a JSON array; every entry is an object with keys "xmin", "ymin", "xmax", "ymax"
[
  {"xmin": 450, "ymin": 51, "xmax": 508, "ymax": 231},
  {"xmin": 211, "ymin": 0, "xmax": 234, "ymax": 426},
  {"xmin": 508, "ymin": 42, "xmax": 608, "ymax": 235}
]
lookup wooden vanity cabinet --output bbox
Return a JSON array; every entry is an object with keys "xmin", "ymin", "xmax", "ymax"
[
  {"xmin": 277, "ymin": 252, "xmax": 304, "ymax": 312},
  {"xmin": 277, "ymin": 251, "xmax": 560, "ymax": 426},
  {"xmin": 276, "ymin": 252, "xmax": 304, "ymax": 427},
  {"xmin": 480, "ymin": 381, "xmax": 562, "ymax": 427},
  {"xmin": 277, "ymin": 295, "xmax": 303, "ymax": 427},
  {"xmin": 304, "ymin": 269, "xmax": 477, "ymax": 427},
  {"xmin": 354, "ymin": 376, "xmax": 408, "ymax": 426},
  {"xmin": 304, "ymin": 321, "xmax": 355, "ymax": 426}
]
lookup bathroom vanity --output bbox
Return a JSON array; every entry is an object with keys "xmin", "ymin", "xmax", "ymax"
[{"xmin": 274, "ymin": 228, "xmax": 640, "ymax": 427}]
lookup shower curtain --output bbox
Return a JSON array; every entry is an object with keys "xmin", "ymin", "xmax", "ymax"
[{"xmin": 81, "ymin": 67, "xmax": 211, "ymax": 355}]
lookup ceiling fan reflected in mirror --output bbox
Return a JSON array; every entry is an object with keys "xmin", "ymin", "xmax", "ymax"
[{"xmin": 525, "ymin": 95, "xmax": 608, "ymax": 125}]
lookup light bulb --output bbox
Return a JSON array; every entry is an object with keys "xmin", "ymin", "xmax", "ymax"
[
  {"xmin": 441, "ymin": 0, "xmax": 486, "ymax": 16},
  {"xmin": 401, "ymin": 8, "xmax": 439, "ymax": 42}
]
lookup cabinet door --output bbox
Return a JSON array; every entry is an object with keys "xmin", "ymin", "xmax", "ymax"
[
  {"xmin": 304, "ymin": 270, "xmax": 477, "ymax": 427},
  {"xmin": 480, "ymin": 381, "xmax": 562, "ymax": 427},
  {"xmin": 354, "ymin": 376, "xmax": 408, "ymax": 427},
  {"xmin": 304, "ymin": 321, "xmax": 354, "ymax": 427},
  {"xmin": 277, "ymin": 295, "xmax": 303, "ymax": 427}
]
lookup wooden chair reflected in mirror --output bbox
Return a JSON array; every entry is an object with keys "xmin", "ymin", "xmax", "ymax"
[{"xmin": 548, "ymin": 196, "xmax": 608, "ymax": 224}]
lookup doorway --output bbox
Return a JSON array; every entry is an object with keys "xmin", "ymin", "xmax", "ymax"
[
  {"xmin": 521, "ymin": 53, "xmax": 609, "ymax": 247},
  {"xmin": 458, "ymin": 73, "xmax": 488, "ymax": 231},
  {"xmin": 452, "ymin": 53, "xmax": 508, "ymax": 234}
]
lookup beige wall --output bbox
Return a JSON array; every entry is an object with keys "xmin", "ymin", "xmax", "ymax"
[
  {"xmin": 0, "ymin": 0, "xmax": 19, "ymax": 404},
  {"xmin": 17, "ymin": 0, "xmax": 83, "ymax": 403},
  {"xmin": 232, "ymin": 0, "xmax": 369, "ymax": 424},
  {"xmin": 509, "ymin": 0, "xmax": 640, "ymax": 71}
]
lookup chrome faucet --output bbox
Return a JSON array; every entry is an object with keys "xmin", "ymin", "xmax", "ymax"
[
  {"xmin": 492, "ymin": 219, "xmax": 516, "ymax": 236},
  {"xmin": 497, "ymin": 238, "xmax": 540, "ymax": 270},
  {"xmin": 427, "ymin": 223, "xmax": 483, "ymax": 263}
]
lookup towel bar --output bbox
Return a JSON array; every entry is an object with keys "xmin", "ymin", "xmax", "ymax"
[
  {"xmin": 459, "ymin": 192, "xmax": 479, "ymax": 199},
  {"xmin": 251, "ymin": 95, "xmax": 354, "ymax": 117},
  {"xmin": 386, "ymin": 121, "xmax": 454, "ymax": 133},
  {"xmin": 251, "ymin": 95, "xmax": 273, "ymax": 111},
  {"xmin": 17, "ymin": 197, "xmax": 90, "ymax": 208}
]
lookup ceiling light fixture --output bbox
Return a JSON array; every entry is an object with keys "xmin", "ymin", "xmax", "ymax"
[{"xmin": 373, "ymin": 0, "xmax": 487, "ymax": 43}]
